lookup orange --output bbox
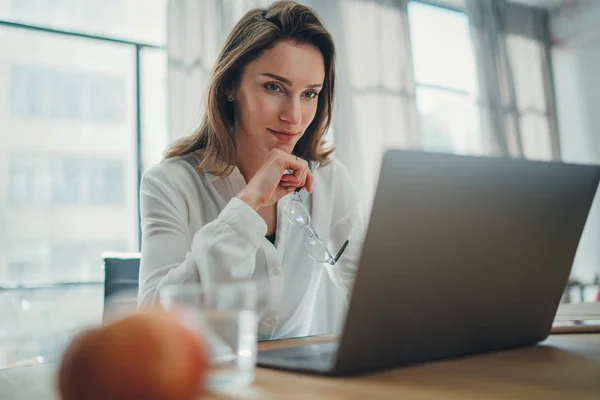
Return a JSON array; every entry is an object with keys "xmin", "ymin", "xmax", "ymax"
[{"xmin": 58, "ymin": 310, "xmax": 208, "ymax": 400}]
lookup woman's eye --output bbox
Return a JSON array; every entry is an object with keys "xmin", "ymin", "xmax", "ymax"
[
  {"xmin": 304, "ymin": 91, "xmax": 318, "ymax": 99},
  {"xmin": 265, "ymin": 83, "xmax": 282, "ymax": 92}
]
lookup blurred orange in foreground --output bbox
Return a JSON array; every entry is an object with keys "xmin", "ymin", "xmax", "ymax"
[{"xmin": 58, "ymin": 310, "xmax": 208, "ymax": 400}]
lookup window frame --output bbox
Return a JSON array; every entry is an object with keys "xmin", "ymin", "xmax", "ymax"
[
  {"xmin": 407, "ymin": 0, "xmax": 478, "ymax": 153},
  {"xmin": 0, "ymin": 18, "xmax": 164, "ymax": 290}
]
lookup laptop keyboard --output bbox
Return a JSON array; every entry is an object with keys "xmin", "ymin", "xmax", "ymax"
[
  {"xmin": 266, "ymin": 342, "xmax": 339, "ymax": 361},
  {"xmin": 257, "ymin": 342, "xmax": 339, "ymax": 371},
  {"xmin": 288, "ymin": 350, "xmax": 335, "ymax": 361}
]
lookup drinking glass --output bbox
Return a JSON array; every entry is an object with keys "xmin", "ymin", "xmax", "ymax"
[{"xmin": 159, "ymin": 281, "xmax": 258, "ymax": 389}]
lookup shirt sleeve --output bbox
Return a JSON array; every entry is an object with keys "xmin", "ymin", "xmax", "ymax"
[
  {"xmin": 137, "ymin": 167, "xmax": 267, "ymax": 308},
  {"xmin": 322, "ymin": 161, "xmax": 367, "ymax": 304}
]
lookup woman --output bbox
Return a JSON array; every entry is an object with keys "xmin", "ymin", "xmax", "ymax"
[{"xmin": 138, "ymin": 1, "xmax": 364, "ymax": 340}]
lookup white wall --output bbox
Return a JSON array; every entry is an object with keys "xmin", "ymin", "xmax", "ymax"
[
  {"xmin": 551, "ymin": 4, "xmax": 600, "ymax": 287},
  {"xmin": 551, "ymin": 0, "xmax": 600, "ymax": 48}
]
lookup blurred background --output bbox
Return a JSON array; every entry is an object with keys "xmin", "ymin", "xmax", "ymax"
[{"xmin": 0, "ymin": 0, "xmax": 599, "ymax": 368}]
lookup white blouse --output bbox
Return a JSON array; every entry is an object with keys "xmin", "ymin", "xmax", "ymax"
[{"xmin": 137, "ymin": 150, "xmax": 365, "ymax": 340}]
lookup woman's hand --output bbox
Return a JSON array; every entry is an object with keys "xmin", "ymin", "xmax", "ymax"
[{"xmin": 236, "ymin": 149, "xmax": 313, "ymax": 210}]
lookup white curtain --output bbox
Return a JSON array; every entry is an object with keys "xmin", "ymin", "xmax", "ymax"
[
  {"xmin": 167, "ymin": 0, "xmax": 273, "ymax": 143},
  {"xmin": 466, "ymin": 0, "xmax": 560, "ymax": 161},
  {"xmin": 166, "ymin": 0, "xmax": 560, "ymax": 332},
  {"xmin": 167, "ymin": 0, "xmax": 418, "ymax": 334},
  {"xmin": 167, "ymin": 0, "xmax": 418, "ymax": 211}
]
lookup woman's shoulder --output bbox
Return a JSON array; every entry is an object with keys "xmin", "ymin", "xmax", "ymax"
[
  {"xmin": 315, "ymin": 157, "xmax": 362, "ymax": 221},
  {"xmin": 142, "ymin": 152, "xmax": 206, "ymax": 190},
  {"xmin": 315, "ymin": 157, "xmax": 352, "ymax": 185},
  {"xmin": 315, "ymin": 157, "xmax": 357, "ymax": 203}
]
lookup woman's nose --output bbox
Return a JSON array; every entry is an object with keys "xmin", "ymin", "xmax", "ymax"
[{"xmin": 279, "ymin": 97, "xmax": 302, "ymax": 126}]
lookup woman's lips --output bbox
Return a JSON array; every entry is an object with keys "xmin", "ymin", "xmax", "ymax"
[{"xmin": 268, "ymin": 128, "xmax": 298, "ymax": 143}]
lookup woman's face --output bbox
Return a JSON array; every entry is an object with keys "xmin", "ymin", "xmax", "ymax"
[{"xmin": 232, "ymin": 40, "xmax": 325, "ymax": 155}]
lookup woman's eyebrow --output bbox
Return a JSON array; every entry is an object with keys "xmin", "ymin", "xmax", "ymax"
[{"xmin": 260, "ymin": 72, "xmax": 323, "ymax": 89}]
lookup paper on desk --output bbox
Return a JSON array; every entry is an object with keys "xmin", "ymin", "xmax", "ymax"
[
  {"xmin": 554, "ymin": 303, "xmax": 600, "ymax": 321},
  {"xmin": 552, "ymin": 303, "xmax": 600, "ymax": 333},
  {"xmin": 551, "ymin": 319, "xmax": 600, "ymax": 334}
]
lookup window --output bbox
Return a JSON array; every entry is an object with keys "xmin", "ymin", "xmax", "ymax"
[
  {"xmin": 408, "ymin": 1, "xmax": 481, "ymax": 155},
  {"xmin": 52, "ymin": 157, "xmax": 126, "ymax": 205},
  {"xmin": 7, "ymin": 156, "xmax": 42, "ymax": 204},
  {"xmin": 2, "ymin": 0, "xmax": 166, "ymax": 45},
  {"xmin": 0, "ymin": 2, "xmax": 167, "ymax": 364},
  {"xmin": 9, "ymin": 155, "xmax": 125, "ymax": 205},
  {"xmin": 7, "ymin": 240, "xmax": 127, "ymax": 283},
  {"xmin": 11, "ymin": 65, "xmax": 127, "ymax": 122},
  {"xmin": 51, "ymin": 241, "xmax": 128, "ymax": 282},
  {"xmin": 8, "ymin": 242, "xmax": 50, "ymax": 282}
]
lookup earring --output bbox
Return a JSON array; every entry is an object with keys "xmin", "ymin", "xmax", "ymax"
[{"xmin": 227, "ymin": 95, "xmax": 234, "ymax": 102}]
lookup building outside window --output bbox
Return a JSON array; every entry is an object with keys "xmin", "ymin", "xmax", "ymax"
[{"xmin": 0, "ymin": 0, "xmax": 168, "ymax": 366}]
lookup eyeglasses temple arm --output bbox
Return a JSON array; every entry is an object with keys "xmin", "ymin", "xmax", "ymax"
[
  {"xmin": 333, "ymin": 240, "xmax": 350, "ymax": 263},
  {"xmin": 294, "ymin": 161, "xmax": 321, "ymax": 194}
]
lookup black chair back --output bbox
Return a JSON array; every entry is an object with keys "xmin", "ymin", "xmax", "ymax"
[{"xmin": 102, "ymin": 253, "xmax": 140, "ymax": 322}]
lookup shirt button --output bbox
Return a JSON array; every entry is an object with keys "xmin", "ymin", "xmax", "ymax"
[
  {"xmin": 269, "ymin": 267, "xmax": 281, "ymax": 276},
  {"xmin": 265, "ymin": 317, "xmax": 276, "ymax": 327}
]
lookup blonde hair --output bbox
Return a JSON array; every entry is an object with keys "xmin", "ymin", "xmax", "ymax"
[{"xmin": 165, "ymin": 1, "xmax": 336, "ymax": 176}]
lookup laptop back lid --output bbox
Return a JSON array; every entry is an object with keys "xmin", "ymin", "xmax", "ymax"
[{"xmin": 334, "ymin": 150, "xmax": 600, "ymax": 374}]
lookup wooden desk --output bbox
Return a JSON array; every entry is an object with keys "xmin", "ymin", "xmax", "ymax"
[
  {"xmin": 203, "ymin": 334, "xmax": 600, "ymax": 399},
  {"xmin": 1, "ymin": 305, "xmax": 599, "ymax": 399},
  {"xmin": 206, "ymin": 303, "xmax": 600, "ymax": 399}
]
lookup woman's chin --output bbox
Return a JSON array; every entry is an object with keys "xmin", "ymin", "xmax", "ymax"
[{"xmin": 271, "ymin": 142, "xmax": 296, "ymax": 154}]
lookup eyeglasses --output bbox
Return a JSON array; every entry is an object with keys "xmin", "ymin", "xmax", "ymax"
[{"xmin": 284, "ymin": 163, "xmax": 349, "ymax": 265}]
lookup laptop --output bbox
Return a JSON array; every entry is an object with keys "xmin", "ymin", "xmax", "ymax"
[{"xmin": 257, "ymin": 149, "xmax": 600, "ymax": 376}]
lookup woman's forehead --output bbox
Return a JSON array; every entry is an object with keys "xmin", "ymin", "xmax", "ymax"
[{"xmin": 245, "ymin": 41, "xmax": 325, "ymax": 87}]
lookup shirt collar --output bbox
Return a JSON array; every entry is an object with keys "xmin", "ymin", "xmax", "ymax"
[
  {"xmin": 207, "ymin": 165, "xmax": 245, "ymax": 183},
  {"xmin": 207, "ymin": 172, "xmax": 220, "ymax": 183}
]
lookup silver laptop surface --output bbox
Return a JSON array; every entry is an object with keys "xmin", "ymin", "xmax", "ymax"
[{"xmin": 257, "ymin": 149, "xmax": 600, "ymax": 375}]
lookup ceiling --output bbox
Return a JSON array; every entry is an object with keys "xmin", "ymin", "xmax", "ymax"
[
  {"xmin": 509, "ymin": 0, "xmax": 567, "ymax": 10},
  {"xmin": 427, "ymin": 0, "xmax": 568, "ymax": 11}
]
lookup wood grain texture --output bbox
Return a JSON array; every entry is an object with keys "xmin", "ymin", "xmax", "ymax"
[
  {"xmin": 204, "ymin": 304, "xmax": 600, "ymax": 399},
  {"xmin": 5, "ymin": 304, "xmax": 597, "ymax": 399},
  {"xmin": 204, "ymin": 334, "xmax": 600, "ymax": 399}
]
